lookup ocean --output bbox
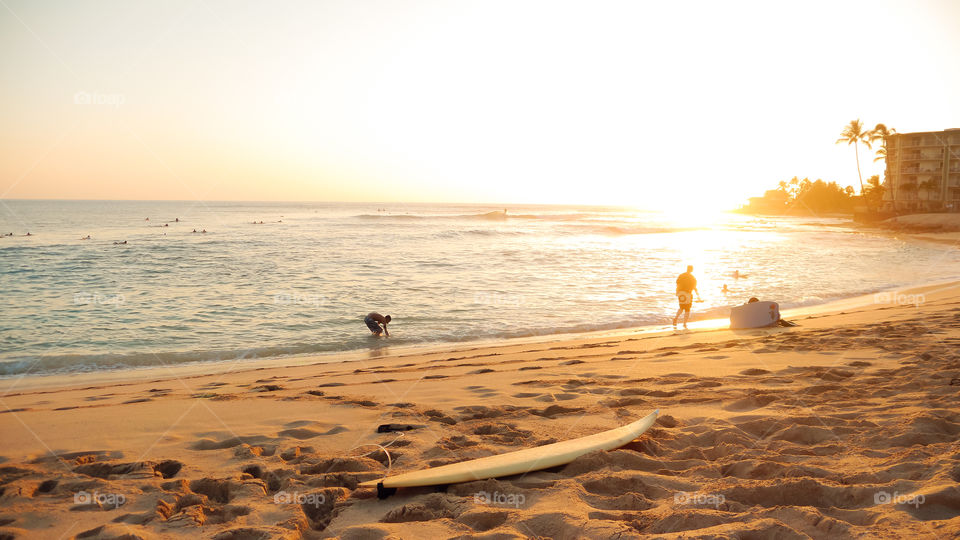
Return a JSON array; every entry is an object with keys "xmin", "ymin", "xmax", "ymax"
[{"xmin": 1, "ymin": 200, "xmax": 957, "ymax": 377}]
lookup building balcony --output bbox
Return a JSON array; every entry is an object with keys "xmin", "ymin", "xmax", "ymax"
[{"xmin": 902, "ymin": 140, "xmax": 945, "ymax": 148}]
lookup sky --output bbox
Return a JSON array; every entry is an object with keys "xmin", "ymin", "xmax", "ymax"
[{"xmin": 1, "ymin": 0, "xmax": 958, "ymax": 211}]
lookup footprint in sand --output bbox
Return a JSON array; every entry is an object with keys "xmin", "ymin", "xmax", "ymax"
[
  {"xmin": 723, "ymin": 393, "xmax": 779, "ymax": 411},
  {"xmin": 531, "ymin": 404, "xmax": 585, "ymax": 418},
  {"xmin": 278, "ymin": 421, "xmax": 349, "ymax": 440}
]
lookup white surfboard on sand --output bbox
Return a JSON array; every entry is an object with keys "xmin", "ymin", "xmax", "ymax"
[
  {"xmin": 360, "ymin": 410, "xmax": 659, "ymax": 488},
  {"xmin": 730, "ymin": 301, "xmax": 780, "ymax": 329}
]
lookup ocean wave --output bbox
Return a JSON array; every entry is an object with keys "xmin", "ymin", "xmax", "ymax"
[
  {"xmin": 353, "ymin": 213, "xmax": 426, "ymax": 220},
  {"xmin": 352, "ymin": 210, "xmax": 627, "ymax": 222},
  {"xmin": 561, "ymin": 224, "xmax": 706, "ymax": 236},
  {"xmin": 433, "ymin": 229, "xmax": 529, "ymax": 239}
]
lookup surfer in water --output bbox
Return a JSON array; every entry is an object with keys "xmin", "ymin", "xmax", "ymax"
[
  {"xmin": 673, "ymin": 265, "xmax": 701, "ymax": 329},
  {"xmin": 364, "ymin": 312, "xmax": 391, "ymax": 337}
]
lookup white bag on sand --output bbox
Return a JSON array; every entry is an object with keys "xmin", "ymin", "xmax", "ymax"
[{"xmin": 730, "ymin": 301, "xmax": 780, "ymax": 329}]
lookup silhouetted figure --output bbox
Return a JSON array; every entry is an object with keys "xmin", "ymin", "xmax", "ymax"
[{"xmin": 673, "ymin": 265, "xmax": 700, "ymax": 329}]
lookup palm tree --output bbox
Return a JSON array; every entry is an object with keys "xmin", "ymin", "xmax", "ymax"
[
  {"xmin": 869, "ymin": 123, "xmax": 896, "ymax": 163},
  {"xmin": 900, "ymin": 181, "xmax": 918, "ymax": 201},
  {"xmin": 919, "ymin": 179, "xmax": 939, "ymax": 203},
  {"xmin": 836, "ymin": 119, "xmax": 872, "ymax": 194}
]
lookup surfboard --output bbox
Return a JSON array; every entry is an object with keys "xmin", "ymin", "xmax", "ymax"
[
  {"xmin": 730, "ymin": 301, "xmax": 780, "ymax": 329},
  {"xmin": 360, "ymin": 410, "xmax": 658, "ymax": 489}
]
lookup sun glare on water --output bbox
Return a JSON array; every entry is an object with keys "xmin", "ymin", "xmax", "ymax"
[{"xmin": 654, "ymin": 202, "xmax": 732, "ymax": 229}]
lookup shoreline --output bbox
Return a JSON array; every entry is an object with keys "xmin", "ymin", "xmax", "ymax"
[{"xmin": 5, "ymin": 277, "xmax": 958, "ymax": 394}]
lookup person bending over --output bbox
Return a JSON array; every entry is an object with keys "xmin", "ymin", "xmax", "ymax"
[{"xmin": 364, "ymin": 312, "xmax": 391, "ymax": 337}]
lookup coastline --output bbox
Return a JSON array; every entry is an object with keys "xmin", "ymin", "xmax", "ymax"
[
  {"xmin": 1, "ymin": 279, "xmax": 959, "ymax": 538},
  {"xmin": 4, "ymin": 276, "xmax": 957, "ymax": 394}
]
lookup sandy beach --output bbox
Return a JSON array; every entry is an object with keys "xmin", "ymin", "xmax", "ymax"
[{"xmin": 1, "ymin": 281, "xmax": 958, "ymax": 539}]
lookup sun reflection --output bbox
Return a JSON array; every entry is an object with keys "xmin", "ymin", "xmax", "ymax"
[{"xmin": 655, "ymin": 204, "xmax": 732, "ymax": 229}]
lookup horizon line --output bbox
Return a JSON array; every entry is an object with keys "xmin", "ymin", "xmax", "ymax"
[{"xmin": 0, "ymin": 197, "xmax": 741, "ymax": 212}]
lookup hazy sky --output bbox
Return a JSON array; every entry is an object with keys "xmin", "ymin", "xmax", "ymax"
[{"xmin": 1, "ymin": 0, "xmax": 958, "ymax": 210}]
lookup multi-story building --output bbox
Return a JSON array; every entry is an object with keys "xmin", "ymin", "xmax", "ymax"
[{"xmin": 882, "ymin": 128, "xmax": 960, "ymax": 212}]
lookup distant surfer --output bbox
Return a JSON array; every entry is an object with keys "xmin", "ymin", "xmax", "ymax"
[
  {"xmin": 364, "ymin": 312, "xmax": 391, "ymax": 337},
  {"xmin": 673, "ymin": 265, "xmax": 701, "ymax": 329},
  {"xmin": 721, "ymin": 284, "xmax": 729, "ymax": 294}
]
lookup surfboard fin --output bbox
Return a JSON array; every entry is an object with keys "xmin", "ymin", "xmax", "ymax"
[{"xmin": 376, "ymin": 482, "xmax": 397, "ymax": 499}]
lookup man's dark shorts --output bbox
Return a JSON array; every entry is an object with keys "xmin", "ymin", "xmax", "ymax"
[{"xmin": 365, "ymin": 316, "xmax": 382, "ymax": 334}]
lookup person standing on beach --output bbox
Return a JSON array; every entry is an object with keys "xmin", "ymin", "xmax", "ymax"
[
  {"xmin": 364, "ymin": 312, "xmax": 391, "ymax": 337},
  {"xmin": 673, "ymin": 265, "xmax": 700, "ymax": 329}
]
